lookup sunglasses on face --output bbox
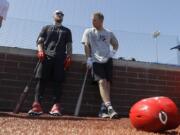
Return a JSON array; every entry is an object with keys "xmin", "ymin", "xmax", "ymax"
[{"xmin": 56, "ymin": 13, "xmax": 64, "ymax": 17}]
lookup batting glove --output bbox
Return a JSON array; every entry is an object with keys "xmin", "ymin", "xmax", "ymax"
[
  {"xmin": 64, "ymin": 55, "xmax": 72, "ymax": 70},
  {"xmin": 37, "ymin": 50, "xmax": 45, "ymax": 61},
  {"xmin": 87, "ymin": 57, "xmax": 93, "ymax": 69},
  {"xmin": 109, "ymin": 50, "xmax": 117, "ymax": 58}
]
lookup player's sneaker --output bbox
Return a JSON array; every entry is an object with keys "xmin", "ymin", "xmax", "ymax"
[
  {"xmin": 98, "ymin": 104, "xmax": 109, "ymax": 118},
  {"xmin": 108, "ymin": 106, "xmax": 119, "ymax": 119},
  {"xmin": 28, "ymin": 102, "xmax": 43, "ymax": 116},
  {"xmin": 49, "ymin": 103, "xmax": 62, "ymax": 116}
]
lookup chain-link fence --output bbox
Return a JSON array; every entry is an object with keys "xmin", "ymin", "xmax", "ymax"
[{"xmin": 0, "ymin": 17, "xmax": 178, "ymax": 65}]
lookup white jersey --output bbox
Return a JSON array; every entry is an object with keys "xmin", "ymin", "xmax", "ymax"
[
  {"xmin": 81, "ymin": 27, "xmax": 118, "ymax": 63},
  {"xmin": 0, "ymin": 0, "xmax": 9, "ymax": 20}
]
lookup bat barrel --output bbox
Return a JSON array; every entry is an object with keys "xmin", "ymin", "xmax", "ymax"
[{"xmin": 74, "ymin": 69, "xmax": 89, "ymax": 116}]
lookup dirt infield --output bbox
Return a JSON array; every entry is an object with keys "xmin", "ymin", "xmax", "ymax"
[{"xmin": 0, "ymin": 112, "xmax": 179, "ymax": 135}]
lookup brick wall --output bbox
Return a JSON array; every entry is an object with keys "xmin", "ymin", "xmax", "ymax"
[{"xmin": 0, "ymin": 46, "xmax": 180, "ymax": 117}]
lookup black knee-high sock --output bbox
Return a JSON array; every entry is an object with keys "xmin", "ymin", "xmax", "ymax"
[
  {"xmin": 34, "ymin": 79, "xmax": 46, "ymax": 103},
  {"xmin": 52, "ymin": 82, "xmax": 62, "ymax": 104}
]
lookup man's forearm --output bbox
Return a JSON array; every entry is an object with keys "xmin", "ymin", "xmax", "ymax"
[
  {"xmin": 37, "ymin": 44, "xmax": 43, "ymax": 51},
  {"xmin": 66, "ymin": 42, "xmax": 72, "ymax": 57},
  {"xmin": 113, "ymin": 44, "xmax": 118, "ymax": 51},
  {"xmin": 84, "ymin": 44, "xmax": 91, "ymax": 58},
  {"xmin": 110, "ymin": 34, "xmax": 119, "ymax": 51},
  {"xmin": 111, "ymin": 40, "xmax": 119, "ymax": 51}
]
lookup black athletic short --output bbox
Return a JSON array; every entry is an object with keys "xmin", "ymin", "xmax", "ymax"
[
  {"xmin": 92, "ymin": 58, "xmax": 113, "ymax": 82},
  {"xmin": 35, "ymin": 55, "xmax": 65, "ymax": 82}
]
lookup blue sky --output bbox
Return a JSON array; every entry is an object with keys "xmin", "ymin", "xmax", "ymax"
[{"xmin": 1, "ymin": 0, "xmax": 180, "ymax": 64}]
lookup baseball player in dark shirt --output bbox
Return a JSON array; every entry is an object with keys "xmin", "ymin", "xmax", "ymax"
[
  {"xmin": 0, "ymin": 0, "xmax": 9, "ymax": 28},
  {"xmin": 28, "ymin": 10, "xmax": 72, "ymax": 116}
]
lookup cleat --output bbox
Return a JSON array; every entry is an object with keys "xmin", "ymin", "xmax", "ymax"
[
  {"xmin": 28, "ymin": 102, "xmax": 43, "ymax": 116},
  {"xmin": 98, "ymin": 104, "xmax": 109, "ymax": 118},
  {"xmin": 108, "ymin": 106, "xmax": 119, "ymax": 119},
  {"xmin": 49, "ymin": 103, "xmax": 62, "ymax": 116}
]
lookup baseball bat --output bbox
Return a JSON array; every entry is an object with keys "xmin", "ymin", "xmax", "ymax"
[
  {"xmin": 74, "ymin": 69, "xmax": 89, "ymax": 116},
  {"xmin": 13, "ymin": 61, "xmax": 40, "ymax": 114}
]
